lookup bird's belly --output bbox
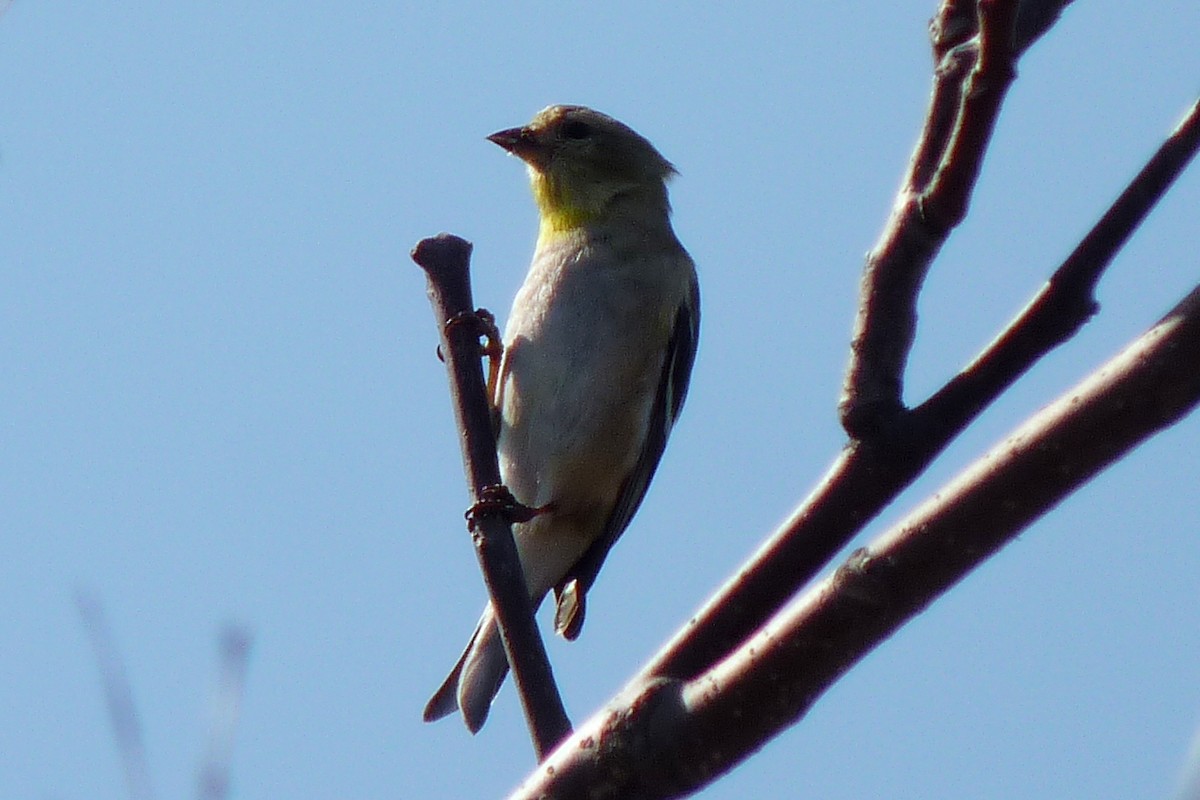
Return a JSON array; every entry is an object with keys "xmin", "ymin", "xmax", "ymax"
[{"xmin": 502, "ymin": 316, "xmax": 654, "ymax": 495}]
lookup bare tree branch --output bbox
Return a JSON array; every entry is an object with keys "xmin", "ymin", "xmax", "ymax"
[
  {"xmin": 512, "ymin": 282, "xmax": 1200, "ymax": 799},
  {"xmin": 633, "ymin": 0, "xmax": 1037, "ymax": 688},
  {"xmin": 842, "ymin": 0, "xmax": 1019, "ymax": 434},
  {"xmin": 79, "ymin": 597, "xmax": 257, "ymax": 800},
  {"xmin": 929, "ymin": 1, "xmax": 1075, "ymax": 64},
  {"xmin": 915, "ymin": 96, "xmax": 1200, "ymax": 436},
  {"xmin": 412, "ymin": 234, "xmax": 571, "ymax": 756},
  {"xmin": 626, "ymin": 13, "xmax": 1199, "ymax": 694}
]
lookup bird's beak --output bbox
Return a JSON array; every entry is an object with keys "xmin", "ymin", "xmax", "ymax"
[
  {"xmin": 487, "ymin": 126, "xmax": 527, "ymax": 152},
  {"xmin": 488, "ymin": 125, "xmax": 548, "ymax": 168}
]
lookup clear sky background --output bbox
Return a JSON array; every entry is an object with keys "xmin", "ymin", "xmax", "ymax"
[{"xmin": 3, "ymin": 3, "xmax": 1199, "ymax": 799}]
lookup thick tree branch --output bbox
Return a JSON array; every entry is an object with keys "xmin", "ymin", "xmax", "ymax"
[
  {"xmin": 514, "ymin": 283, "xmax": 1200, "ymax": 800},
  {"xmin": 412, "ymin": 234, "xmax": 571, "ymax": 756}
]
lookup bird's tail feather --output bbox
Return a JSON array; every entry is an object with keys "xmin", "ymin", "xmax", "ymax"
[{"xmin": 423, "ymin": 606, "xmax": 509, "ymax": 733}]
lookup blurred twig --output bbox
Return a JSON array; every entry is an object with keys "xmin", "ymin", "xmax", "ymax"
[
  {"xmin": 78, "ymin": 592, "xmax": 255, "ymax": 800},
  {"xmin": 76, "ymin": 589, "xmax": 156, "ymax": 800},
  {"xmin": 197, "ymin": 625, "xmax": 254, "ymax": 800}
]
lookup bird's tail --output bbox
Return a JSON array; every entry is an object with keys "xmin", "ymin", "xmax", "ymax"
[{"xmin": 423, "ymin": 605, "xmax": 509, "ymax": 733}]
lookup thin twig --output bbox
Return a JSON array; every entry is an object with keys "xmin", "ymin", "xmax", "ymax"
[
  {"xmin": 915, "ymin": 97, "xmax": 1200, "ymax": 435},
  {"xmin": 412, "ymin": 234, "xmax": 571, "ymax": 757}
]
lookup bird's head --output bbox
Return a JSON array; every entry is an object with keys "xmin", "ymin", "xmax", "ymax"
[{"xmin": 488, "ymin": 105, "xmax": 676, "ymax": 234}]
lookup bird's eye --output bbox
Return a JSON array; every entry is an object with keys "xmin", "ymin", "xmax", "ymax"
[{"xmin": 560, "ymin": 120, "xmax": 592, "ymax": 140}]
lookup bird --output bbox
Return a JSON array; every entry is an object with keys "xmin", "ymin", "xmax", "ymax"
[{"xmin": 423, "ymin": 105, "xmax": 700, "ymax": 733}]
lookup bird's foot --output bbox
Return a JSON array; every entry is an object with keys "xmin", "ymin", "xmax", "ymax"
[
  {"xmin": 437, "ymin": 307, "xmax": 503, "ymax": 362},
  {"xmin": 465, "ymin": 484, "xmax": 554, "ymax": 531}
]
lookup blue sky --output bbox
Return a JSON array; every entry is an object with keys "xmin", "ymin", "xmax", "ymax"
[{"xmin": 2, "ymin": 3, "xmax": 1199, "ymax": 798}]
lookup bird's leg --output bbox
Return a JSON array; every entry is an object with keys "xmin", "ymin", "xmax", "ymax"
[
  {"xmin": 475, "ymin": 309, "xmax": 504, "ymax": 403},
  {"xmin": 437, "ymin": 308, "xmax": 504, "ymax": 433},
  {"xmin": 465, "ymin": 484, "xmax": 554, "ymax": 532}
]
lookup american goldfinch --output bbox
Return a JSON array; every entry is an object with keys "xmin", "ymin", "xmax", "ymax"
[{"xmin": 423, "ymin": 105, "xmax": 700, "ymax": 732}]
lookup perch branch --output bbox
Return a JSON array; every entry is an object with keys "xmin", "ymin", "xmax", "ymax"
[{"xmin": 412, "ymin": 234, "xmax": 570, "ymax": 756}]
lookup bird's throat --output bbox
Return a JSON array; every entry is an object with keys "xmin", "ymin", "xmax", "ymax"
[{"xmin": 530, "ymin": 171, "xmax": 599, "ymax": 235}]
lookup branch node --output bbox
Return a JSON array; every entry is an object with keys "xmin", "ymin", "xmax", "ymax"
[{"xmin": 839, "ymin": 395, "xmax": 910, "ymax": 445}]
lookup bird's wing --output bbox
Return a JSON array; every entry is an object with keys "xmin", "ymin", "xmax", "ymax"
[{"xmin": 554, "ymin": 278, "xmax": 700, "ymax": 639}]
